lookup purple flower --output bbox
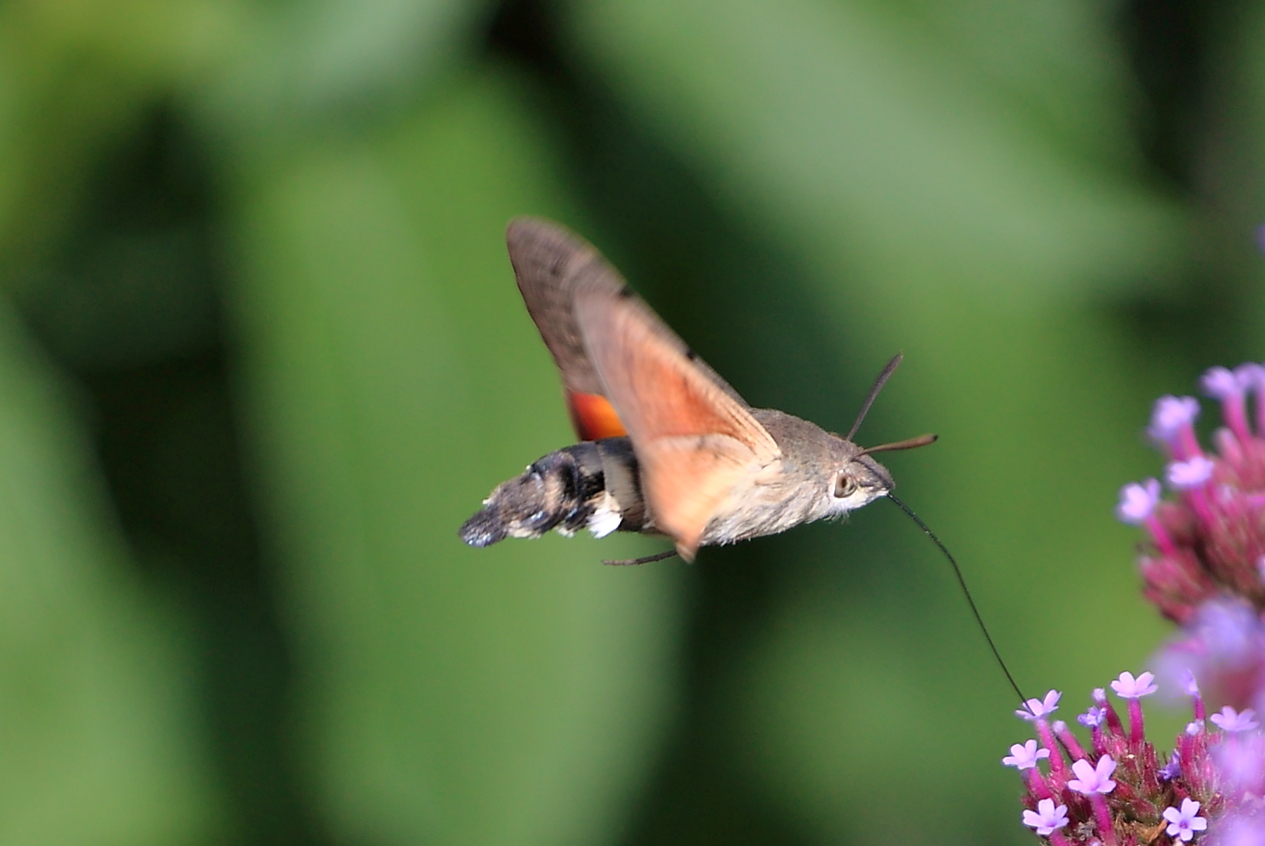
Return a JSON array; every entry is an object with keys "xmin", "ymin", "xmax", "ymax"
[
  {"xmin": 1116, "ymin": 479, "xmax": 1161, "ymax": 524},
  {"xmin": 1158, "ymin": 751, "xmax": 1182, "ymax": 781},
  {"xmin": 1167, "ymin": 456, "xmax": 1215, "ymax": 489},
  {"xmin": 1077, "ymin": 706, "xmax": 1105, "ymax": 728},
  {"xmin": 1111, "ymin": 670, "xmax": 1158, "ymax": 699},
  {"xmin": 1021, "ymin": 798, "xmax": 1068, "ymax": 837},
  {"xmin": 1202, "ymin": 366, "xmax": 1242, "ymax": 399},
  {"xmin": 1210, "ymin": 706, "xmax": 1259, "ymax": 732},
  {"xmin": 1067, "ymin": 755, "xmax": 1117, "ymax": 795},
  {"xmin": 1161, "ymin": 797, "xmax": 1206, "ymax": 842},
  {"xmin": 1002, "ymin": 740, "xmax": 1049, "ymax": 770},
  {"xmin": 1016, "ymin": 690, "xmax": 1061, "ymax": 721},
  {"xmin": 1149, "ymin": 395, "xmax": 1200, "ymax": 443}
]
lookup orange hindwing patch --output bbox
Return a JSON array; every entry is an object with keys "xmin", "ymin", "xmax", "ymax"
[{"xmin": 567, "ymin": 391, "xmax": 628, "ymax": 441}]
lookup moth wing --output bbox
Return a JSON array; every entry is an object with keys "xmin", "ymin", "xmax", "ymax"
[
  {"xmin": 572, "ymin": 281, "xmax": 780, "ymax": 560},
  {"xmin": 507, "ymin": 218, "xmax": 608, "ymax": 398},
  {"xmin": 635, "ymin": 435, "xmax": 769, "ymax": 561},
  {"xmin": 507, "ymin": 217, "xmax": 747, "ymax": 442}
]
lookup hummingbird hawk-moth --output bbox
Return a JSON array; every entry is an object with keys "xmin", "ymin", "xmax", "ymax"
[{"xmin": 459, "ymin": 218, "xmax": 936, "ymax": 563}]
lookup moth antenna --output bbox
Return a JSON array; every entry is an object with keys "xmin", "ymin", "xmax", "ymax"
[
  {"xmin": 886, "ymin": 493, "xmax": 1027, "ymax": 704},
  {"xmin": 847, "ymin": 353, "xmax": 904, "ymax": 441},
  {"xmin": 860, "ymin": 433, "xmax": 938, "ymax": 455},
  {"xmin": 603, "ymin": 550, "xmax": 679, "ymax": 566}
]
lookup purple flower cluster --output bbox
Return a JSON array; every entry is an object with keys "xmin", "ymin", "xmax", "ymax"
[
  {"xmin": 1007, "ymin": 364, "xmax": 1265, "ymax": 844},
  {"xmin": 1006, "ymin": 673, "xmax": 1261, "ymax": 844},
  {"xmin": 1119, "ymin": 365, "xmax": 1265, "ymax": 714},
  {"xmin": 1120, "ymin": 366, "xmax": 1265, "ymax": 628}
]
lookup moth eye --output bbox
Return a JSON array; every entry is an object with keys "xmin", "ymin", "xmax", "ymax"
[{"xmin": 834, "ymin": 475, "xmax": 858, "ymax": 498}]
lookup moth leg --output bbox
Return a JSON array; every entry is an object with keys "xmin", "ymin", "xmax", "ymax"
[{"xmin": 601, "ymin": 550, "xmax": 678, "ymax": 566}]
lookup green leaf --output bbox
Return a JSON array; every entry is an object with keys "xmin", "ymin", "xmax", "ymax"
[{"xmin": 0, "ymin": 307, "xmax": 219, "ymax": 846}]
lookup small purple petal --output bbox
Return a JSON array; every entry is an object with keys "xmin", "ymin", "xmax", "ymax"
[
  {"xmin": 1181, "ymin": 670, "xmax": 1200, "ymax": 696},
  {"xmin": 1167, "ymin": 456, "xmax": 1215, "ymax": 490},
  {"xmin": 1022, "ymin": 798, "xmax": 1069, "ymax": 837},
  {"xmin": 1149, "ymin": 395, "xmax": 1200, "ymax": 442},
  {"xmin": 1116, "ymin": 479, "xmax": 1161, "ymax": 524},
  {"xmin": 1210, "ymin": 706, "xmax": 1259, "ymax": 732},
  {"xmin": 1158, "ymin": 752, "xmax": 1182, "ymax": 782},
  {"xmin": 1067, "ymin": 756, "xmax": 1117, "ymax": 795},
  {"xmin": 1002, "ymin": 739, "xmax": 1050, "ymax": 770},
  {"xmin": 1111, "ymin": 670, "xmax": 1158, "ymax": 699}
]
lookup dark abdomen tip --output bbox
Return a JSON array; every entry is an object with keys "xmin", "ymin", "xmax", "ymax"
[{"xmin": 459, "ymin": 511, "xmax": 506, "ymax": 548}]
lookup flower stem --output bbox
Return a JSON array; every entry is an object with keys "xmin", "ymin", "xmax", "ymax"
[{"xmin": 1091, "ymin": 794, "xmax": 1117, "ymax": 846}]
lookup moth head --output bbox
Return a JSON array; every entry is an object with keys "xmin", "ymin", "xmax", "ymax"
[
  {"xmin": 827, "ymin": 431, "xmax": 938, "ymax": 513},
  {"xmin": 831, "ymin": 453, "xmax": 895, "ymax": 511}
]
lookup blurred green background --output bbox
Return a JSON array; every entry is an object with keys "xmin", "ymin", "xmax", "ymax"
[{"xmin": 1, "ymin": 0, "xmax": 1262, "ymax": 843}]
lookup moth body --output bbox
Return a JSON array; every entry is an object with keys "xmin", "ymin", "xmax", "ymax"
[
  {"xmin": 461, "ymin": 408, "xmax": 894, "ymax": 554},
  {"xmin": 460, "ymin": 217, "xmax": 929, "ymax": 563}
]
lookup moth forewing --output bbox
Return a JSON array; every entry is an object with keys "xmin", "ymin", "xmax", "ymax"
[{"xmin": 637, "ymin": 433, "xmax": 772, "ymax": 561}]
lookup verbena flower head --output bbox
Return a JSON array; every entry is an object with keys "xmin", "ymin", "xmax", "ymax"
[
  {"xmin": 1124, "ymin": 366, "xmax": 1265, "ymax": 622},
  {"xmin": 1010, "ymin": 365, "xmax": 1265, "ymax": 844},
  {"xmin": 1006, "ymin": 673, "xmax": 1264, "ymax": 845},
  {"xmin": 1120, "ymin": 363, "xmax": 1265, "ymax": 712}
]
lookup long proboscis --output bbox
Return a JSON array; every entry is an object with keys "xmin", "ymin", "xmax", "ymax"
[{"xmin": 887, "ymin": 492, "xmax": 1027, "ymax": 705}]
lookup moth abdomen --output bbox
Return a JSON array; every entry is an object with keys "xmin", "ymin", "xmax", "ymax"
[{"xmin": 459, "ymin": 438, "xmax": 649, "ymax": 548}]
